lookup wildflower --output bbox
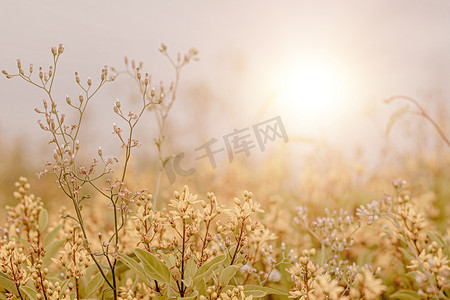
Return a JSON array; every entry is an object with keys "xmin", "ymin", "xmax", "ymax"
[
  {"xmin": 267, "ymin": 269, "xmax": 282, "ymax": 282},
  {"xmin": 312, "ymin": 274, "xmax": 344, "ymax": 299}
]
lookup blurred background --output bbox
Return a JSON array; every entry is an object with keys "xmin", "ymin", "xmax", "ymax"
[{"xmin": 0, "ymin": 1, "xmax": 449, "ymax": 221}]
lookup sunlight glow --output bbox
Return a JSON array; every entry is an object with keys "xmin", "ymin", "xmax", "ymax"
[{"xmin": 277, "ymin": 60, "xmax": 345, "ymax": 124}]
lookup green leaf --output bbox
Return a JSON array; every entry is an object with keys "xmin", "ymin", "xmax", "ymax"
[
  {"xmin": 83, "ymin": 271, "xmax": 104, "ymax": 298},
  {"xmin": 195, "ymin": 278, "xmax": 206, "ymax": 297},
  {"xmin": 181, "ymin": 277, "xmax": 193, "ymax": 289},
  {"xmin": 19, "ymin": 285, "xmax": 39, "ymax": 300},
  {"xmin": 398, "ymin": 247, "xmax": 414, "ymax": 262},
  {"xmin": 58, "ymin": 279, "xmax": 70, "ymax": 296},
  {"xmin": 404, "ymin": 271, "xmax": 418, "ymax": 280},
  {"xmin": 390, "ymin": 290, "xmax": 421, "ymax": 300},
  {"xmin": 425, "ymin": 230, "xmax": 446, "ymax": 249},
  {"xmin": 82, "ymin": 263, "xmax": 101, "ymax": 281},
  {"xmin": 115, "ymin": 252, "xmax": 137, "ymax": 276},
  {"xmin": 118, "ymin": 253, "xmax": 147, "ymax": 281},
  {"xmin": 134, "ymin": 249, "xmax": 170, "ymax": 284},
  {"xmin": 184, "ymin": 258, "xmax": 197, "ymax": 285},
  {"xmin": 243, "ymin": 285, "xmax": 288, "ymax": 297},
  {"xmin": 42, "ymin": 239, "xmax": 65, "ymax": 267},
  {"xmin": 158, "ymin": 252, "xmax": 176, "ymax": 270},
  {"xmin": 218, "ymin": 265, "xmax": 241, "ymax": 287},
  {"xmin": 38, "ymin": 209, "xmax": 49, "ymax": 233},
  {"xmin": 193, "ymin": 254, "xmax": 226, "ymax": 286},
  {"xmin": 44, "ymin": 224, "xmax": 62, "ymax": 247},
  {"xmin": 0, "ymin": 272, "xmax": 18, "ymax": 295}
]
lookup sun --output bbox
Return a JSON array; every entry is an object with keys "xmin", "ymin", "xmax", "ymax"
[
  {"xmin": 286, "ymin": 62, "xmax": 340, "ymax": 112},
  {"xmin": 281, "ymin": 60, "xmax": 343, "ymax": 118},
  {"xmin": 269, "ymin": 59, "xmax": 347, "ymax": 131}
]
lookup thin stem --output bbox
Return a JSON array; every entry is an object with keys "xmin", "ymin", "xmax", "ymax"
[
  {"xmin": 385, "ymin": 95, "xmax": 450, "ymax": 147},
  {"xmin": 75, "ymin": 278, "xmax": 80, "ymax": 300},
  {"xmin": 48, "ymin": 54, "xmax": 59, "ymax": 93},
  {"xmin": 38, "ymin": 269, "xmax": 48, "ymax": 300},
  {"xmin": 230, "ymin": 219, "xmax": 246, "ymax": 265},
  {"xmin": 152, "ymin": 64, "xmax": 181, "ymax": 210},
  {"xmin": 10, "ymin": 257, "xmax": 24, "ymax": 300},
  {"xmin": 153, "ymin": 169, "xmax": 162, "ymax": 211},
  {"xmin": 180, "ymin": 218, "xmax": 186, "ymax": 297}
]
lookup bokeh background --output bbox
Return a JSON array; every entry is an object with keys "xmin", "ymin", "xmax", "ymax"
[{"xmin": 0, "ymin": 1, "xmax": 449, "ymax": 216}]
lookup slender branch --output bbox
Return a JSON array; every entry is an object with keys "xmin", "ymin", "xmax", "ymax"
[{"xmin": 385, "ymin": 95, "xmax": 450, "ymax": 147}]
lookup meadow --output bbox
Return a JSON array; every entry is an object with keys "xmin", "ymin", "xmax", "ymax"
[{"xmin": 0, "ymin": 44, "xmax": 448, "ymax": 300}]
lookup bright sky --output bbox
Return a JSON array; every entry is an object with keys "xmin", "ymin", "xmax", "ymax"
[{"xmin": 1, "ymin": 0, "xmax": 449, "ymax": 167}]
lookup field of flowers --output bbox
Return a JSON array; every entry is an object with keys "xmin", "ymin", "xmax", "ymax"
[{"xmin": 0, "ymin": 45, "xmax": 448, "ymax": 300}]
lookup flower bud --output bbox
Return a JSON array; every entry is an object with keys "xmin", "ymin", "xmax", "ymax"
[
  {"xmin": 98, "ymin": 146, "xmax": 103, "ymax": 157},
  {"xmin": 17, "ymin": 59, "xmax": 21, "ymax": 69},
  {"xmin": 87, "ymin": 77, "xmax": 92, "ymax": 86},
  {"xmin": 38, "ymin": 120, "xmax": 46, "ymax": 130},
  {"xmin": 58, "ymin": 43, "xmax": 64, "ymax": 54},
  {"xmin": 51, "ymin": 47, "xmax": 57, "ymax": 56},
  {"xmin": 136, "ymin": 68, "xmax": 141, "ymax": 80},
  {"xmin": 29, "ymin": 64, "xmax": 33, "ymax": 74},
  {"xmin": 66, "ymin": 95, "xmax": 71, "ymax": 105},
  {"xmin": 79, "ymin": 94, "xmax": 84, "ymax": 103},
  {"xmin": 158, "ymin": 93, "xmax": 164, "ymax": 103},
  {"xmin": 113, "ymin": 124, "xmax": 122, "ymax": 136}
]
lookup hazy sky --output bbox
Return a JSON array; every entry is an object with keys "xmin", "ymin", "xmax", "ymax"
[{"xmin": 1, "ymin": 1, "xmax": 449, "ymax": 166}]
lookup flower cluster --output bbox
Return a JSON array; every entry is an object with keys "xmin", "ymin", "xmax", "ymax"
[
  {"xmin": 2, "ymin": 44, "xmax": 449, "ymax": 300},
  {"xmin": 408, "ymin": 241, "xmax": 450, "ymax": 296}
]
